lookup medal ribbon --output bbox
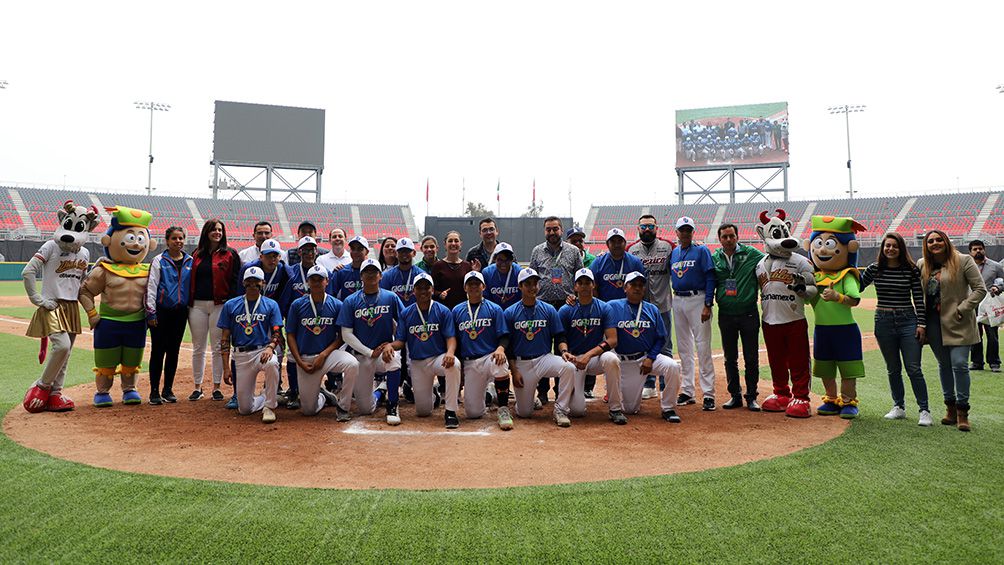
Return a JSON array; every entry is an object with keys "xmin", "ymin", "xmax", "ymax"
[
  {"xmin": 466, "ymin": 300, "xmax": 484, "ymax": 339},
  {"xmin": 243, "ymin": 295, "xmax": 262, "ymax": 334},
  {"xmin": 308, "ymin": 294, "xmax": 327, "ymax": 334}
]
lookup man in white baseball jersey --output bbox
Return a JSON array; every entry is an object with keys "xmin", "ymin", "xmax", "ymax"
[
  {"xmin": 286, "ymin": 265, "xmax": 358, "ymax": 421},
  {"xmin": 219, "ymin": 267, "xmax": 284, "ymax": 423}
]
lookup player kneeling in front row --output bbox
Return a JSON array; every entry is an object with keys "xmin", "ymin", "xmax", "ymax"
[
  {"xmin": 219, "ymin": 267, "xmax": 283, "ymax": 423},
  {"xmin": 505, "ymin": 268, "xmax": 576, "ymax": 427},
  {"xmin": 454, "ymin": 271, "xmax": 513, "ymax": 429},
  {"xmin": 390, "ymin": 273, "xmax": 462, "ymax": 428},
  {"xmin": 286, "ymin": 265, "xmax": 358, "ymax": 422},
  {"xmin": 610, "ymin": 271, "xmax": 683, "ymax": 422},
  {"xmin": 559, "ymin": 268, "xmax": 625, "ymax": 424},
  {"xmin": 338, "ymin": 259, "xmax": 406, "ymax": 425}
]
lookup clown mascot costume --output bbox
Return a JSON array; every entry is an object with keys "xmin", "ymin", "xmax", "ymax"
[
  {"xmin": 805, "ymin": 215, "xmax": 866, "ymax": 419},
  {"xmin": 755, "ymin": 209, "xmax": 817, "ymax": 418},
  {"xmin": 22, "ymin": 201, "xmax": 101, "ymax": 413},
  {"xmin": 78, "ymin": 206, "xmax": 157, "ymax": 407}
]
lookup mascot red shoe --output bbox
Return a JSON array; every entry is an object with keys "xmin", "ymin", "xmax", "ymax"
[
  {"xmin": 755, "ymin": 209, "xmax": 817, "ymax": 418},
  {"xmin": 22, "ymin": 201, "xmax": 100, "ymax": 413}
]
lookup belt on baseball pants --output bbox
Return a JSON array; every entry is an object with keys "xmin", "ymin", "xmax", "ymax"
[
  {"xmin": 617, "ymin": 352, "xmax": 646, "ymax": 362},
  {"xmin": 674, "ymin": 290, "xmax": 700, "ymax": 297},
  {"xmin": 516, "ymin": 353, "xmax": 543, "ymax": 361},
  {"xmin": 461, "ymin": 355, "xmax": 484, "ymax": 361},
  {"xmin": 234, "ymin": 345, "xmax": 267, "ymax": 353}
]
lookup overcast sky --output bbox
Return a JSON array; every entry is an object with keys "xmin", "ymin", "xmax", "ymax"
[{"xmin": 1, "ymin": 1, "xmax": 1001, "ymax": 224}]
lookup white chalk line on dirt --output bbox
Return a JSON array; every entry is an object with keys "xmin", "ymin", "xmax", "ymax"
[
  {"xmin": 341, "ymin": 421, "xmax": 494, "ymax": 437},
  {"xmin": 0, "ymin": 315, "xmax": 195, "ymax": 353}
]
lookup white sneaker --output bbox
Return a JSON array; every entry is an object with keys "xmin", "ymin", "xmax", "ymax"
[
  {"xmin": 918, "ymin": 410, "xmax": 933, "ymax": 427},
  {"xmin": 262, "ymin": 407, "xmax": 276, "ymax": 424},
  {"xmin": 386, "ymin": 405, "xmax": 401, "ymax": 426},
  {"xmin": 553, "ymin": 411, "xmax": 571, "ymax": 428},
  {"xmin": 884, "ymin": 406, "xmax": 906, "ymax": 420},
  {"xmin": 533, "ymin": 397, "xmax": 543, "ymax": 410},
  {"xmin": 641, "ymin": 386, "xmax": 657, "ymax": 400}
]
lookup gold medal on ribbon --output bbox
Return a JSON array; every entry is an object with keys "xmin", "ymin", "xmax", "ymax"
[
  {"xmin": 631, "ymin": 329, "xmax": 640, "ymax": 338},
  {"xmin": 615, "ymin": 280, "xmax": 623, "ymax": 288},
  {"xmin": 419, "ymin": 332, "xmax": 429, "ymax": 342},
  {"xmin": 468, "ymin": 329, "xmax": 478, "ymax": 340},
  {"xmin": 312, "ymin": 326, "xmax": 322, "ymax": 335},
  {"xmin": 526, "ymin": 331, "xmax": 535, "ymax": 341},
  {"xmin": 244, "ymin": 326, "xmax": 254, "ymax": 335}
]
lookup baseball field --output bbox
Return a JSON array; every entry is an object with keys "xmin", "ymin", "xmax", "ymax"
[{"xmin": 0, "ymin": 281, "xmax": 1002, "ymax": 563}]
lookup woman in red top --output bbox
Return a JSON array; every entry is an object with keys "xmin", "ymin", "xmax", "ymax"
[
  {"xmin": 431, "ymin": 231, "xmax": 472, "ymax": 309},
  {"xmin": 187, "ymin": 219, "xmax": 242, "ymax": 401}
]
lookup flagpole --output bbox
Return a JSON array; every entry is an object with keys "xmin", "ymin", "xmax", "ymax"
[{"xmin": 496, "ymin": 178, "xmax": 500, "ymax": 216}]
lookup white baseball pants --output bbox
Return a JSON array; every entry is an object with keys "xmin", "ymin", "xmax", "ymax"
[
  {"xmin": 461, "ymin": 354, "xmax": 510, "ymax": 419},
  {"xmin": 672, "ymin": 293, "xmax": 716, "ymax": 398},
  {"xmin": 408, "ymin": 355, "xmax": 461, "ymax": 416},
  {"xmin": 296, "ymin": 351, "xmax": 359, "ymax": 416},
  {"xmin": 619, "ymin": 354, "xmax": 681, "ymax": 414},
  {"xmin": 233, "ymin": 347, "xmax": 279, "ymax": 415},
  {"xmin": 570, "ymin": 352, "xmax": 621, "ymax": 417},
  {"xmin": 352, "ymin": 351, "xmax": 401, "ymax": 415},
  {"xmin": 514, "ymin": 354, "xmax": 575, "ymax": 418}
]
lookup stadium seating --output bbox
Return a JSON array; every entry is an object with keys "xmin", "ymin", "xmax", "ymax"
[
  {"xmin": 801, "ymin": 196, "xmax": 909, "ymax": 238},
  {"xmin": 719, "ymin": 201, "xmax": 811, "ymax": 241},
  {"xmin": 0, "ymin": 190, "xmax": 23, "ymax": 230},
  {"xmin": 282, "ymin": 201, "xmax": 354, "ymax": 237},
  {"xmin": 193, "ymin": 198, "xmax": 284, "ymax": 241},
  {"xmin": 591, "ymin": 205, "xmax": 646, "ymax": 241},
  {"xmin": 19, "ymin": 188, "xmax": 94, "ymax": 231},
  {"xmin": 978, "ymin": 196, "xmax": 1004, "ymax": 236},
  {"xmin": 895, "ymin": 193, "xmax": 988, "ymax": 238},
  {"xmin": 358, "ymin": 204, "xmax": 409, "ymax": 241},
  {"xmin": 650, "ymin": 203, "xmax": 719, "ymax": 241},
  {"xmin": 93, "ymin": 192, "xmax": 198, "ymax": 236}
]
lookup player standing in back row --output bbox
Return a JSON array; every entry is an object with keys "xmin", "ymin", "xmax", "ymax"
[{"xmin": 628, "ymin": 214, "xmax": 675, "ymax": 399}]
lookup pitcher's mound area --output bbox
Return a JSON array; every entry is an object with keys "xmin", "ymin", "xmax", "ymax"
[{"xmin": 4, "ymin": 374, "xmax": 848, "ymax": 490}]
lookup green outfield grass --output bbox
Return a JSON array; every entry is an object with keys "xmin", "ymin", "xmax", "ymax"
[{"xmin": 0, "ymin": 320, "xmax": 1001, "ymax": 562}]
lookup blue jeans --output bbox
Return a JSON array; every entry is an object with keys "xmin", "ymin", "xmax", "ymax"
[
  {"xmin": 874, "ymin": 310, "xmax": 928, "ymax": 412},
  {"xmin": 925, "ymin": 316, "xmax": 972, "ymax": 408}
]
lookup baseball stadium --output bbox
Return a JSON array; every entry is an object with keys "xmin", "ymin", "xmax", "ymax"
[{"xmin": 3, "ymin": 4, "xmax": 1004, "ymax": 564}]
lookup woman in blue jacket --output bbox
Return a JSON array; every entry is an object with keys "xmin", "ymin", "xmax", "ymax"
[{"xmin": 145, "ymin": 226, "xmax": 193, "ymax": 404}]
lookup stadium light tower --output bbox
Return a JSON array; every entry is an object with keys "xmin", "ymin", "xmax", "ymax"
[
  {"xmin": 827, "ymin": 104, "xmax": 866, "ymax": 199},
  {"xmin": 134, "ymin": 101, "xmax": 171, "ymax": 196}
]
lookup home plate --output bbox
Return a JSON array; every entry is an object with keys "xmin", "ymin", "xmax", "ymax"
[{"xmin": 341, "ymin": 421, "xmax": 493, "ymax": 436}]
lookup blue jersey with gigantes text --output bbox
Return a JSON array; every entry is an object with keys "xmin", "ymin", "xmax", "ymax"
[
  {"xmin": 380, "ymin": 265, "xmax": 426, "ymax": 306},
  {"xmin": 589, "ymin": 252, "xmax": 645, "ymax": 301},
  {"xmin": 669, "ymin": 243, "xmax": 716, "ymax": 302},
  {"xmin": 336, "ymin": 288, "xmax": 405, "ymax": 350},
  {"xmin": 288, "ymin": 294, "xmax": 343, "ymax": 356},
  {"xmin": 394, "ymin": 300, "xmax": 455, "ymax": 360},
  {"xmin": 217, "ymin": 295, "xmax": 284, "ymax": 349},
  {"xmin": 482, "ymin": 264, "xmax": 522, "ymax": 309},
  {"xmin": 607, "ymin": 298, "xmax": 666, "ymax": 359},
  {"xmin": 241, "ymin": 260, "xmax": 289, "ymax": 301},
  {"xmin": 558, "ymin": 298, "xmax": 614, "ymax": 355},
  {"xmin": 279, "ymin": 262, "xmax": 317, "ymax": 316},
  {"xmin": 504, "ymin": 300, "xmax": 563, "ymax": 358},
  {"xmin": 331, "ymin": 265, "xmax": 363, "ymax": 301},
  {"xmin": 452, "ymin": 299, "xmax": 508, "ymax": 359}
]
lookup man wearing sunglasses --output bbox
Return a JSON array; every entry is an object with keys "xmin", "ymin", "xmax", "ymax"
[{"xmin": 627, "ymin": 214, "xmax": 676, "ymax": 400}]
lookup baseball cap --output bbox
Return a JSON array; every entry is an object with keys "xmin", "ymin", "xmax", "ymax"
[
  {"xmin": 490, "ymin": 242, "xmax": 515, "ymax": 261},
  {"xmin": 360, "ymin": 258, "xmax": 381, "ymax": 273},
  {"xmin": 574, "ymin": 268, "xmax": 594, "ymax": 282},
  {"xmin": 306, "ymin": 264, "xmax": 328, "ymax": 279},
  {"xmin": 348, "ymin": 235, "xmax": 369, "ymax": 249},
  {"xmin": 517, "ymin": 268, "xmax": 541, "ymax": 284},
  {"xmin": 625, "ymin": 271, "xmax": 646, "ymax": 284},
  {"xmin": 675, "ymin": 217, "xmax": 696, "ymax": 230},
  {"xmin": 297, "ymin": 220, "xmax": 316, "ymax": 231},
  {"xmin": 414, "ymin": 272, "xmax": 434, "ymax": 286},
  {"xmin": 259, "ymin": 238, "xmax": 282, "ymax": 255},
  {"xmin": 395, "ymin": 237, "xmax": 415, "ymax": 251},
  {"xmin": 243, "ymin": 266, "xmax": 265, "ymax": 281},
  {"xmin": 297, "ymin": 236, "xmax": 318, "ymax": 249},
  {"xmin": 464, "ymin": 271, "xmax": 485, "ymax": 285},
  {"xmin": 606, "ymin": 228, "xmax": 627, "ymax": 241},
  {"xmin": 565, "ymin": 226, "xmax": 586, "ymax": 239}
]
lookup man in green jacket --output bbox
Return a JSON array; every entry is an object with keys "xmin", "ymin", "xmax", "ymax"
[{"xmin": 712, "ymin": 223, "xmax": 765, "ymax": 410}]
